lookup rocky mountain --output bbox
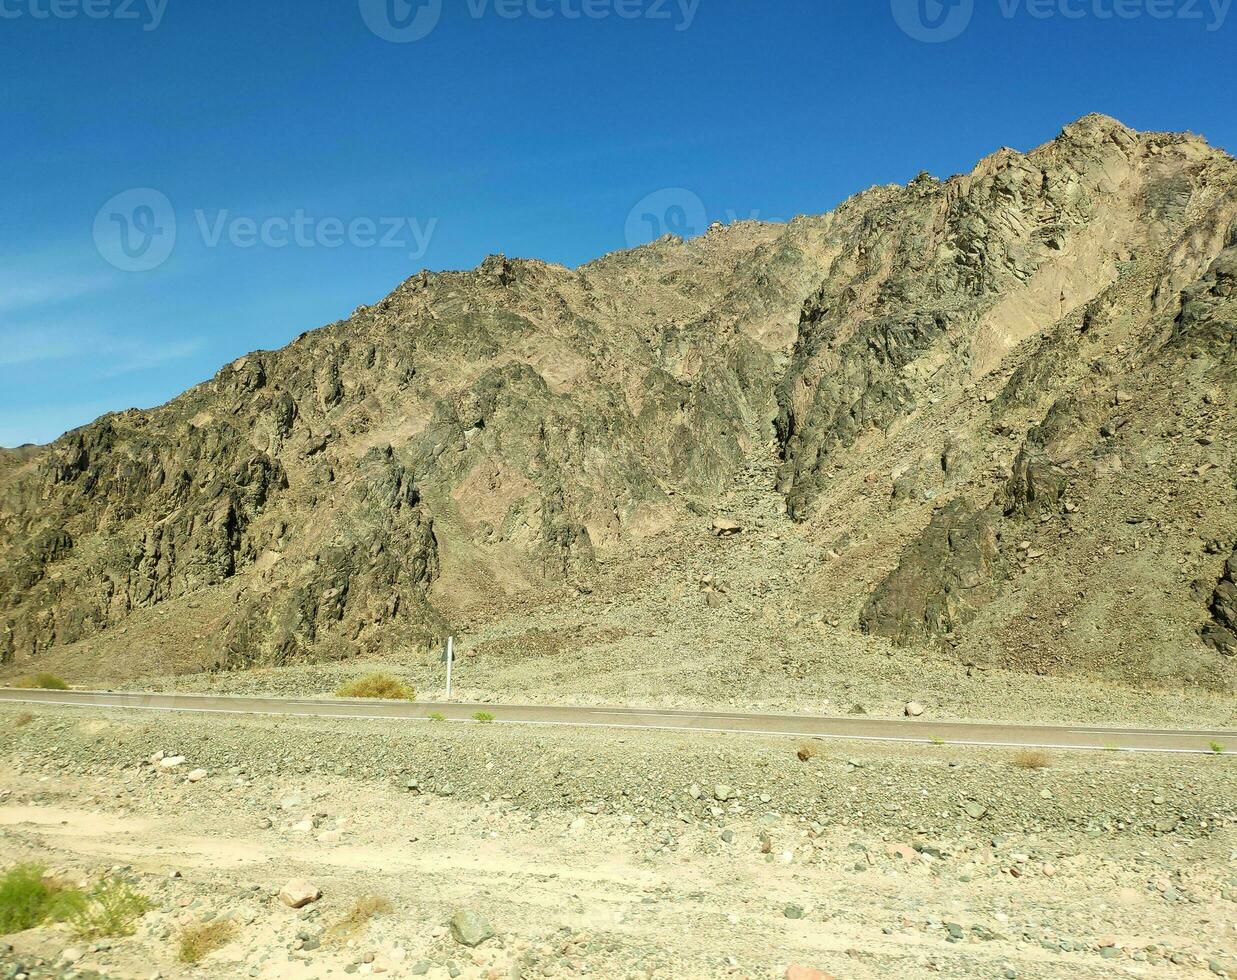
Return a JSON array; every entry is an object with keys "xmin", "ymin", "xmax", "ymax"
[{"xmin": 2, "ymin": 114, "xmax": 1234, "ymax": 694}]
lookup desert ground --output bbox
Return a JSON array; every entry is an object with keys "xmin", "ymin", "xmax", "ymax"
[{"xmin": 1, "ymin": 702, "xmax": 1234, "ymax": 980}]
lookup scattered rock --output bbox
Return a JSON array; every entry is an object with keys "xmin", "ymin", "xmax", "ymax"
[
  {"xmin": 449, "ymin": 909, "xmax": 495, "ymax": 947},
  {"xmin": 279, "ymin": 880, "xmax": 321, "ymax": 909}
]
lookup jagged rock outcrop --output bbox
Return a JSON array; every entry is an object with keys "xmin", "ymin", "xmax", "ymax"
[
  {"xmin": 859, "ymin": 499, "xmax": 1006, "ymax": 647},
  {"xmin": 1, "ymin": 114, "xmax": 1235, "ymax": 689},
  {"xmin": 0, "ymin": 225, "xmax": 840, "ymax": 669},
  {"xmin": 1203, "ymin": 549, "xmax": 1237, "ymax": 657}
]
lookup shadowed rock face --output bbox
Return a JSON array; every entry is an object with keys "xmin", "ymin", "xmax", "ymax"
[
  {"xmin": 1203, "ymin": 551, "xmax": 1237, "ymax": 657},
  {"xmin": 2, "ymin": 114, "xmax": 1236, "ymax": 684},
  {"xmin": 859, "ymin": 499, "xmax": 1006, "ymax": 648}
]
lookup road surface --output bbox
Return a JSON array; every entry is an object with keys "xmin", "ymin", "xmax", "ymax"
[{"xmin": 1, "ymin": 688, "xmax": 1233, "ymax": 754}]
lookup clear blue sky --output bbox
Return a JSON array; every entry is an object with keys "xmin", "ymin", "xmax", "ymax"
[{"xmin": 1, "ymin": 0, "xmax": 1233, "ymax": 446}]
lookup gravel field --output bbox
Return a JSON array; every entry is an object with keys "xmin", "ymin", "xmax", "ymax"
[{"xmin": 1, "ymin": 704, "xmax": 1235, "ymax": 979}]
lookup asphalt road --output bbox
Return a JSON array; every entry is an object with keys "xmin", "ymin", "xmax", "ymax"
[{"xmin": 1, "ymin": 688, "xmax": 1233, "ymax": 754}]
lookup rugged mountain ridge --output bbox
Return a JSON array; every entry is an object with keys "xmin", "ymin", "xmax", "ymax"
[{"xmin": 1, "ymin": 114, "xmax": 1234, "ymax": 692}]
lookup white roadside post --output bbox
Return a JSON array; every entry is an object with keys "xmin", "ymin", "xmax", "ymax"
[{"xmin": 445, "ymin": 635, "xmax": 454, "ymax": 700}]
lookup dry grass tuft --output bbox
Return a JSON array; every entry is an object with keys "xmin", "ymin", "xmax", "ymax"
[
  {"xmin": 325, "ymin": 895, "xmax": 392, "ymax": 944},
  {"xmin": 1012, "ymin": 749, "xmax": 1052, "ymax": 770},
  {"xmin": 334, "ymin": 673, "xmax": 415, "ymax": 701},
  {"xmin": 178, "ymin": 919, "xmax": 238, "ymax": 963},
  {"xmin": 13, "ymin": 711, "xmax": 35, "ymax": 727},
  {"xmin": 12, "ymin": 673, "xmax": 69, "ymax": 690}
]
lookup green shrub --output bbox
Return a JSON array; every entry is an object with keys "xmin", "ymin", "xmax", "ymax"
[
  {"xmin": 0, "ymin": 864, "xmax": 61, "ymax": 933},
  {"xmin": 1211, "ymin": 741, "xmax": 1226, "ymax": 755},
  {"xmin": 427, "ymin": 711, "xmax": 445, "ymax": 722},
  {"xmin": 472, "ymin": 711, "xmax": 494, "ymax": 723},
  {"xmin": 334, "ymin": 674, "xmax": 415, "ymax": 701},
  {"xmin": 0, "ymin": 866, "xmax": 147, "ymax": 939},
  {"xmin": 12, "ymin": 673, "xmax": 69, "ymax": 691},
  {"xmin": 57, "ymin": 877, "xmax": 152, "ymax": 939}
]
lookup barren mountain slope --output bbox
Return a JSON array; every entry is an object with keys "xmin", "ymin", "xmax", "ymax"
[{"xmin": 1, "ymin": 114, "xmax": 1234, "ymax": 702}]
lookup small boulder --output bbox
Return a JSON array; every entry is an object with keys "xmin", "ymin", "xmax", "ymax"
[
  {"xmin": 449, "ymin": 909, "xmax": 494, "ymax": 947},
  {"xmin": 904, "ymin": 701, "xmax": 925, "ymax": 717},
  {"xmin": 711, "ymin": 517, "xmax": 743, "ymax": 537},
  {"xmin": 186, "ymin": 769, "xmax": 207, "ymax": 783},
  {"xmin": 279, "ymin": 880, "xmax": 321, "ymax": 909},
  {"xmin": 159, "ymin": 755, "xmax": 186, "ymax": 769}
]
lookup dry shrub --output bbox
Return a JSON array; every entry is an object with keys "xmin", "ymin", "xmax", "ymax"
[
  {"xmin": 179, "ymin": 919, "xmax": 238, "ymax": 963},
  {"xmin": 12, "ymin": 673, "xmax": 69, "ymax": 691},
  {"xmin": 1012, "ymin": 749, "xmax": 1051, "ymax": 770},
  {"xmin": 325, "ymin": 895, "xmax": 392, "ymax": 944},
  {"xmin": 13, "ymin": 711, "xmax": 35, "ymax": 727},
  {"xmin": 335, "ymin": 673, "xmax": 415, "ymax": 700}
]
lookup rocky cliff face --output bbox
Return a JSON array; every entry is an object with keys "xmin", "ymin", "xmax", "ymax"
[{"xmin": 1, "ymin": 114, "xmax": 1234, "ymax": 689}]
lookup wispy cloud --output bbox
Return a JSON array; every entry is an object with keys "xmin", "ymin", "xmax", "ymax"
[
  {"xmin": 0, "ymin": 325, "xmax": 203, "ymax": 374},
  {"xmin": 0, "ymin": 272, "xmax": 115, "ymax": 317}
]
